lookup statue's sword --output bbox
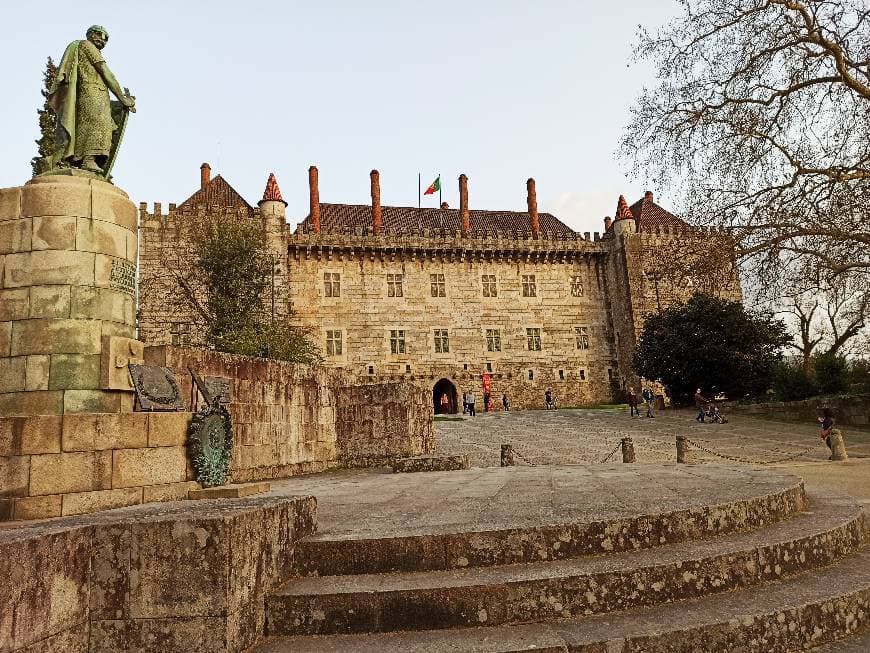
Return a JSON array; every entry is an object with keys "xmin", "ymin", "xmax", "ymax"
[{"xmin": 103, "ymin": 87, "xmax": 135, "ymax": 180}]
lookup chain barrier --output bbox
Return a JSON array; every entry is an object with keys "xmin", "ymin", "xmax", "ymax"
[
  {"xmin": 600, "ymin": 441, "xmax": 623, "ymax": 464},
  {"xmin": 683, "ymin": 437, "xmax": 821, "ymax": 466}
]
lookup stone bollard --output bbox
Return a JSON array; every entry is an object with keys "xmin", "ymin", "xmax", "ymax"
[
  {"xmin": 501, "ymin": 444, "xmax": 515, "ymax": 467},
  {"xmin": 621, "ymin": 437, "xmax": 636, "ymax": 463},
  {"xmin": 829, "ymin": 429, "xmax": 848, "ymax": 461},
  {"xmin": 676, "ymin": 435, "xmax": 691, "ymax": 464}
]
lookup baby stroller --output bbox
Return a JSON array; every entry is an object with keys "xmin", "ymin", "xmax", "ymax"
[{"xmin": 707, "ymin": 403, "xmax": 728, "ymax": 424}]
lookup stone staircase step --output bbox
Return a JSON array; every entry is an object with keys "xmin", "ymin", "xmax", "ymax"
[
  {"xmin": 296, "ymin": 472, "xmax": 806, "ymax": 576},
  {"xmin": 267, "ymin": 495, "xmax": 863, "ymax": 637},
  {"xmin": 254, "ymin": 549, "xmax": 870, "ymax": 652}
]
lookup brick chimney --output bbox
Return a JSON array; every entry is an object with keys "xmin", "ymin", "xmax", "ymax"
[
  {"xmin": 370, "ymin": 169, "xmax": 382, "ymax": 235},
  {"xmin": 527, "ymin": 178, "xmax": 539, "ymax": 239},
  {"xmin": 459, "ymin": 174, "xmax": 470, "ymax": 236},
  {"xmin": 200, "ymin": 162, "xmax": 211, "ymax": 190},
  {"xmin": 604, "ymin": 216, "xmax": 612, "ymax": 231},
  {"xmin": 309, "ymin": 166, "xmax": 321, "ymax": 234}
]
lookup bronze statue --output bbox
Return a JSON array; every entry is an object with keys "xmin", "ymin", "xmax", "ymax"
[{"xmin": 39, "ymin": 25, "xmax": 135, "ymax": 178}]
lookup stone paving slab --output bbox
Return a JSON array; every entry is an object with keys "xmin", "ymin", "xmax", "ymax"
[
  {"xmin": 265, "ymin": 465, "xmax": 802, "ymax": 542},
  {"xmin": 433, "ymin": 409, "xmax": 870, "ymax": 469},
  {"xmin": 254, "ymin": 550, "xmax": 870, "ymax": 652}
]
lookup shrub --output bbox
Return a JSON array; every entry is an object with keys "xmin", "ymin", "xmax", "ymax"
[
  {"xmin": 770, "ymin": 361, "xmax": 817, "ymax": 401},
  {"xmin": 814, "ymin": 354, "xmax": 849, "ymax": 396}
]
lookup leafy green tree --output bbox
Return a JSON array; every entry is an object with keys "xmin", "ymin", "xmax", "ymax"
[
  {"xmin": 634, "ymin": 294, "xmax": 790, "ymax": 404},
  {"xmin": 770, "ymin": 361, "xmax": 817, "ymax": 402},
  {"xmin": 183, "ymin": 216, "xmax": 321, "ymax": 364},
  {"xmin": 31, "ymin": 57, "xmax": 58, "ymax": 177},
  {"xmin": 813, "ymin": 353, "xmax": 849, "ymax": 396}
]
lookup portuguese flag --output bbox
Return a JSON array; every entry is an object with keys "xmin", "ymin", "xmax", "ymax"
[{"xmin": 423, "ymin": 176, "xmax": 441, "ymax": 195}]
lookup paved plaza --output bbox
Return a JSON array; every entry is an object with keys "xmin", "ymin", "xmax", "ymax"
[{"xmin": 434, "ymin": 407, "xmax": 870, "ymax": 468}]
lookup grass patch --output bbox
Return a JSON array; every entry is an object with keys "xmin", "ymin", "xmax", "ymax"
[{"xmin": 434, "ymin": 416, "xmax": 466, "ymax": 422}]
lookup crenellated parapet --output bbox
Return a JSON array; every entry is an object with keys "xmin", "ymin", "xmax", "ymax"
[{"xmin": 286, "ymin": 228, "xmax": 608, "ymax": 263}]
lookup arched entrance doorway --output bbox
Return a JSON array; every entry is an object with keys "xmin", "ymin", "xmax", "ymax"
[{"xmin": 433, "ymin": 378, "xmax": 459, "ymax": 414}]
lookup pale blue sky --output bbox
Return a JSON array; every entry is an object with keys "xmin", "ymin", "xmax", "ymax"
[{"xmin": 1, "ymin": 1, "xmax": 679, "ymax": 234}]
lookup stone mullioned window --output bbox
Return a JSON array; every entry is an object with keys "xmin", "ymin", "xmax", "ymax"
[
  {"xmin": 526, "ymin": 328, "xmax": 542, "ymax": 351},
  {"xmin": 433, "ymin": 329, "xmax": 450, "ymax": 353},
  {"xmin": 486, "ymin": 329, "xmax": 502, "ymax": 352},
  {"xmin": 575, "ymin": 326, "xmax": 590, "ymax": 350},
  {"xmin": 482, "ymin": 274, "xmax": 497, "ymax": 297},
  {"xmin": 390, "ymin": 329, "xmax": 406, "ymax": 354},
  {"xmin": 324, "ymin": 272, "xmax": 341, "ymax": 297},
  {"xmin": 387, "ymin": 274, "xmax": 404, "ymax": 297},
  {"xmin": 326, "ymin": 330, "xmax": 343, "ymax": 356},
  {"xmin": 430, "ymin": 274, "xmax": 446, "ymax": 297},
  {"xmin": 522, "ymin": 275, "xmax": 537, "ymax": 297}
]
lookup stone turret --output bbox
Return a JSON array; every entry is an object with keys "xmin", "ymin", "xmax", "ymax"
[
  {"xmin": 611, "ymin": 194, "xmax": 636, "ymax": 238},
  {"xmin": 259, "ymin": 172, "xmax": 287, "ymax": 220},
  {"xmin": 258, "ymin": 173, "xmax": 289, "ymax": 321}
]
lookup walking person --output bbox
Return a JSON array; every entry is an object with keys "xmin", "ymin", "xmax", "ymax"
[
  {"xmin": 484, "ymin": 391, "xmax": 491, "ymax": 412},
  {"xmin": 467, "ymin": 390, "xmax": 476, "ymax": 416},
  {"xmin": 628, "ymin": 387, "xmax": 640, "ymax": 417},
  {"xmin": 439, "ymin": 392, "xmax": 450, "ymax": 415},
  {"xmin": 461, "ymin": 389, "xmax": 468, "ymax": 415},
  {"xmin": 502, "ymin": 393, "xmax": 510, "ymax": 412},
  {"xmin": 642, "ymin": 387, "xmax": 655, "ymax": 418},
  {"xmin": 694, "ymin": 388, "xmax": 707, "ymax": 423}
]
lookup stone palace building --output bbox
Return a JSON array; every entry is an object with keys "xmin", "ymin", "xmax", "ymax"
[{"xmin": 138, "ymin": 164, "xmax": 741, "ymax": 412}]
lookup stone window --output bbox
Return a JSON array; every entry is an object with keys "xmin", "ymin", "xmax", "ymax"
[
  {"xmin": 325, "ymin": 330, "xmax": 343, "ymax": 356},
  {"xmin": 570, "ymin": 276, "xmax": 584, "ymax": 297},
  {"xmin": 607, "ymin": 368, "xmax": 614, "ymax": 382},
  {"xmin": 368, "ymin": 365, "xmax": 375, "ymax": 375},
  {"xmin": 528, "ymin": 369, "xmax": 534, "ymax": 380},
  {"xmin": 486, "ymin": 362, "xmax": 493, "ymax": 372},
  {"xmin": 430, "ymin": 274, "xmax": 446, "ymax": 297},
  {"xmin": 389, "ymin": 329, "xmax": 406, "ymax": 354},
  {"xmin": 558, "ymin": 369, "xmax": 565, "ymax": 380},
  {"xmin": 482, "ymin": 274, "xmax": 497, "ymax": 297},
  {"xmin": 526, "ymin": 328, "xmax": 542, "ymax": 351},
  {"xmin": 485, "ymin": 329, "xmax": 502, "ymax": 352},
  {"xmin": 405, "ymin": 364, "xmax": 411, "ymax": 373},
  {"xmin": 575, "ymin": 326, "xmax": 590, "ymax": 350},
  {"xmin": 522, "ymin": 275, "xmax": 537, "ymax": 297},
  {"xmin": 434, "ymin": 329, "xmax": 450, "ymax": 353},
  {"xmin": 324, "ymin": 272, "xmax": 340, "ymax": 297},
  {"xmin": 387, "ymin": 273, "xmax": 404, "ymax": 297},
  {"xmin": 579, "ymin": 369, "xmax": 586, "ymax": 381}
]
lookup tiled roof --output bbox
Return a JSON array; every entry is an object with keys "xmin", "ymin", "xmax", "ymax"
[
  {"xmin": 301, "ymin": 204, "xmax": 576, "ymax": 238},
  {"xmin": 177, "ymin": 175, "xmax": 254, "ymax": 217},
  {"xmin": 262, "ymin": 173, "xmax": 285, "ymax": 204},
  {"xmin": 628, "ymin": 193, "xmax": 689, "ymax": 230}
]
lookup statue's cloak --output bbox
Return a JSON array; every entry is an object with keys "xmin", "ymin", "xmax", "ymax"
[{"xmin": 47, "ymin": 40, "xmax": 81, "ymax": 167}]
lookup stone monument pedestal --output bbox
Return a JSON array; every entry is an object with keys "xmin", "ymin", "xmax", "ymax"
[{"xmin": 0, "ymin": 175, "xmax": 141, "ymax": 415}]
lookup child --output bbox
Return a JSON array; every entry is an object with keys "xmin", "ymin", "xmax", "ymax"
[{"xmin": 818, "ymin": 408, "xmax": 834, "ymax": 455}]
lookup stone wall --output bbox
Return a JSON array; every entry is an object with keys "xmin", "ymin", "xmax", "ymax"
[
  {"xmin": 0, "ymin": 346, "xmax": 432, "ymax": 521},
  {"xmin": 730, "ymin": 394, "xmax": 870, "ymax": 428},
  {"xmin": 336, "ymin": 382, "xmax": 434, "ymax": 466},
  {"xmin": 0, "ymin": 411, "xmax": 195, "ymax": 520},
  {"xmin": 147, "ymin": 346, "xmax": 433, "ymax": 478},
  {"xmin": 0, "ymin": 494, "xmax": 315, "ymax": 653}
]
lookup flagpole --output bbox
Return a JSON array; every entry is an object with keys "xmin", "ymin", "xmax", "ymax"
[
  {"xmin": 438, "ymin": 172, "xmax": 441, "ymax": 206},
  {"xmin": 418, "ymin": 173, "xmax": 421, "ymax": 208}
]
